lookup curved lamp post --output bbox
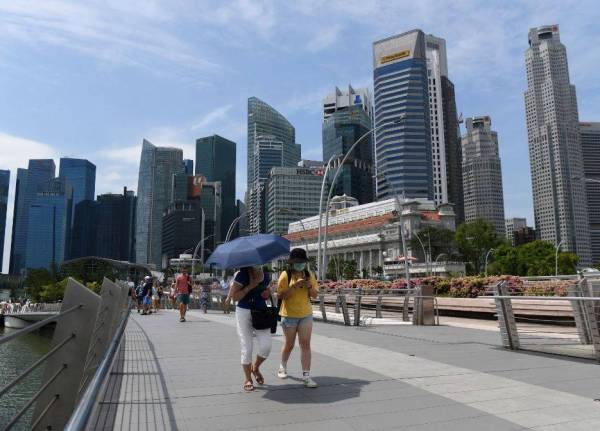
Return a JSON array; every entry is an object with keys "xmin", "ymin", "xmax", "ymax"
[
  {"xmin": 316, "ymin": 154, "xmax": 341, "ymax": 279},
  {"xmin": 555, "ymin": 240, "xmax": 564, "ymax": 276},
  {"xmin": 320, "ymin": 116, "xmax": 405, "ymax": 279},
  {"xmin": 484, "ymin": 248, "xmax": 495, "ymax": 277},
  {"xmin": 413, "ymin": 231, "xmax": 431, "ymax": 276}
]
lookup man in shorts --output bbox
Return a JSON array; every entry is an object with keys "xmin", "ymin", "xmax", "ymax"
[
  {"xmin": 141, "ymin": 276, "xmax": 153, "ymax": 315},
  {"xmin": 175, "ymin": 268, "xmax": 192, "ymax": 322}
]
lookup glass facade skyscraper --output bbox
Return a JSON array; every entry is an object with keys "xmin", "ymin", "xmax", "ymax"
[
  {"xmin": 135, "ymin": 139, "xmax": 184, "ymax": 268},
  {"xmin": 25, "ymin": 178, "xmax": 73, "ymax": 270},
  {"xmin": 59, "ymin": 158, "xmax": 96, "ymax": 207},
  {"xmin": 0, "ymin": 170, "xmax": 9, "ymax": 273},
  {"xmin": 580, "ymin": 122, "xmax": 600, "ymax": 264},
  {"xmin": 322, "ymin": 86, "xmax": 374, "ymax": 204},
  {"xmin": 196, "ymin": 135, "xmax": 236, "ymax": 240},
  {"xmin": 247, "ymin": 97, "xmax": 298, "ymax": 187},
  {"xmin": 183, "ymin": 159, "xmax": 194, "ymax": 175},
  {"xmin": 10, "ymin": 159, "xmax": 56, "ymax": 274},
  {"xmin": 372, "ymin": 30, "xmax": 433, "ymax": 200}
]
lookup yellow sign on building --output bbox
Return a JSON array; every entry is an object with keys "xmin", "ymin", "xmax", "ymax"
[{"xmin": 380, "ymin": 50, "xmax": 411, "ymax": 64}]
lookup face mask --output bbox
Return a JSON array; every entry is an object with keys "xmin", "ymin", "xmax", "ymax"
[{"xmin": 292, "ymin": 263, "xmax": 306, "ymax": 272}]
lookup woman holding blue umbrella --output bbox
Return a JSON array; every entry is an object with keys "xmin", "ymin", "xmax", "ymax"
[{"xmin": 230, "ymin": 266, "xmax": 272, "ymax": 392}]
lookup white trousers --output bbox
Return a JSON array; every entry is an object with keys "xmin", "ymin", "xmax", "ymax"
[{"xmin": 236, "ymin": 307, "xmax": 272, "ymax": 365}]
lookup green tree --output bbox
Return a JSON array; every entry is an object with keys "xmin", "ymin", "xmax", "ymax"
[
  {"xmin": 409, "ymin": 226, "xmax": 457, "ymax": 263},
  {"xmin": 455, "ymin": 219, "xmax": 504, "ymax": 275},
  {"xmin": 24, "ymin": 268, "xmax": 57, "ymax": 301},
  {"xmin": 39, "ymin": 278, "xmax": 69, "ymax": 302},
  {"xmin": 342, "ymin": 260, "xmax": 358, "ymax": 280},
  {"xmin": 487, "ymin": 240, "xmax": 579, "ymax": 276},
  {"xmin": 326, "ymin": 258, "xmax": 342, "ymax": 281}
]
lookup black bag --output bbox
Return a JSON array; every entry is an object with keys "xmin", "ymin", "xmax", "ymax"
[{"xmin": 251, "ymin": 295, "xmax": 278, "ymax": 333}]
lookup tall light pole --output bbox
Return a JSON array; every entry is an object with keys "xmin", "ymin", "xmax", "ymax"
[
  {"xmin": 225, "ymin": 213, "xmax": 245, "ymax": 243},
  {"xmin": 191, "ymin": 208, "xmax": 205, "ymax": 280},
  {"xmin": 316, "ymin": 154, "xmax": 340, "ymax": 279},
  {"xmin": 555, "ymin": 239, "xmax": 564, "ymax": 276},
  {"xmin": 321, "ymin": 116, "xmax": 405, "ymax": 279},
  {"xmin": 434, "ymin": 253, "xmax": 447, "ymax": 276},
  {"xmin": 484, "ymin": 248, "xmax": 495, "ymax": 277},
  {"xmin": 413, "ymin": 232, "xmax": 431, "ymax": 276}
]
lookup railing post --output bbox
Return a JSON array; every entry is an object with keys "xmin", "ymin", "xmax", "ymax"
[
  {"xmin": 402, "ymin": 290, "xmax": 410, "ymax": 322},
  {"xmin": 412, "ymin": 286, "xmax": 422, "ymax": 325},
  {"xmin": 585, "ymin": 279, "xmax": 600, "ymax": 362},
  {"xmin": 569, "ymin": 279, "xmax": 593, "ymax": 344},
  {"xmin": 32, "ymin": 278, "xmax": 101, "ymax": 431},
  {"xmin": 376, "ymin": 290, "xmax": 383, "ymax": 318},
  {"xmin": 493, "ymin": 281, "xmax": 520, "ymax": 350},
  {"xmin": 339, "ymin": 291, "xmax": 350, "ymax": 326},
  {"xmin": 353, "ymin": 288, "xmax": 362, "ymax": 326},
  {"xmin": 335, "ymin": 288, "xmax": 341, "ymax": 313},
  {"xmin": 319, "ymin": 292, "xmax": 327, "ymax": 322}
]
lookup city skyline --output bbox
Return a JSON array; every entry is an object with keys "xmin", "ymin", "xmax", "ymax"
[{"xmin": 1, "ymin": 2, "xmax": 600, "ymax": 271}]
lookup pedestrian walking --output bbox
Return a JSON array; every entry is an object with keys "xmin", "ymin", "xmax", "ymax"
[
  {"xmin": 141, "ymin": 276, "xmax": 153, "ymax": 315},
  {"xmin": 221, "ymin": 276, "xmax": 232, "ymax": 314},
  {"xmin": 169, "ymin": 280, "xmax": 177, "ymax": 309},
  {"xmin": 175, "ymin": 268, "xmax": 192, "ymax": 322},
  {"xmin": 152, "ymin": 280, "xmax": 160, "ymax": 312},
  {"xmin": 277, "ymin": 248, "xmax": 319, "ymax": 388},
  {"xmin": 135, "ymin": 281, "xmax": 144, "ymax": 313},
  {"xmin": 200, "ymin": 281, "xmax": 212, "ymax": 313},
  {"xmin": 230, "ymin": 266, "xmax": 272, "ymax": 392}
]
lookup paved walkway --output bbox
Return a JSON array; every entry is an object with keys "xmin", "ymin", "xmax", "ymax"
[{"xmin": 91, "ymin": 309, "xmax": 600, "ymax": 431}]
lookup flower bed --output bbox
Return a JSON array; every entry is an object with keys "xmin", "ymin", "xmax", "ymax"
[{"xmin": 318, "ymin": 275, "xmax": 573, "ymax": 298}]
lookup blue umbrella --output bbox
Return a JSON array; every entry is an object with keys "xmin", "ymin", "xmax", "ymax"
[{"xmin": 205, "ymin": 234, "xmax": 290, "ymax": 269}]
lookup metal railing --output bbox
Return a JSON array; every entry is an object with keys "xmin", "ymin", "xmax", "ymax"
[
  {"xmin": 0, "ymin": 278, "xmax": 130, "ymax": 431},
  {"xmin": 493, "ymin": 279, "xmax": 600, "ymax": 362},
  {"xmin": 0, "ymin": 302, "xmax": 62, "ymax": 315}
]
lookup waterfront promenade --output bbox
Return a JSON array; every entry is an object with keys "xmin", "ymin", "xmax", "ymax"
[{"xmin": 90, "ymin": 310, "xmax": 600, "ymax": 431}]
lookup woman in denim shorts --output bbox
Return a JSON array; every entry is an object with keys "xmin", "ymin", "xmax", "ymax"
[{"xmin": 276, "ymin": 248, "xmax": 319, "ymax": 388}]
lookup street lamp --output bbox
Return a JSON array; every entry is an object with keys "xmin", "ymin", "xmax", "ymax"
[
  {"xmin": 321, "ymin": 116, "xmax": 405, "ymax": 279},
  {"xmin": 413, "ymin": 231, "xmax": 431, "ymax": 276},
  {"xmin": 434, "ymin": 253, "xmax": 447, "ymax": 276},
  {"xmin": 484, "ymin": 248, "xmax": 495, "ymax": 277},
  {"xmin": 555, "ymin": 239, "xmax": 564, "ymax": 276},
  {"xmin": 316, "ymin": 154, "xmax": 341, "ymax": 279}
]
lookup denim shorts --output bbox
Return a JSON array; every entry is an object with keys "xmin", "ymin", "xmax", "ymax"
[{"xmin": 281, "ymin": 315, "xmax": 313, "ymax": 328}]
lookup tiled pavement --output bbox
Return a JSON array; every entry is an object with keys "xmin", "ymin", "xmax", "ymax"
[{"xmin": 92, "ymin": 309, "xmax": 600, "ymax": 430}]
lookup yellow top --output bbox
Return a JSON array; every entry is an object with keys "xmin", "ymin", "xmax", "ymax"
[{"xmin": 277, "ymin": 271, "xmax": 317, "ymax": 318}]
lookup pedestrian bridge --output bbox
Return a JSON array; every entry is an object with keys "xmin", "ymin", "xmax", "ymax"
[{"xmin": 87, "ymin": 309, "xmax": 600, "ymax": 431}]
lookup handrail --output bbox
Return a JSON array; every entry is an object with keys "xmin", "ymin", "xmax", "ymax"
[
  {"xmin": 63, "ymin": 300, "xmax": 131, "ymax": 431},
  {"xmin": 0, "ymin": 304, "xmax": 82, "ymax": 346}
]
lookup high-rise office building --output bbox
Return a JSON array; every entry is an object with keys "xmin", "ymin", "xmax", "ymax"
[
  {"xmin": 196, "ymin": 135, "xmax": 236, "ymax": 240},
  {"xmin": 71, "ymin": 200, "xmax": 98, "ymax": 259},
  {"xmin": 266, "ymin": 166, "xmax": 325, "ymax": 236},
  {"xmin": 505, "ymin": 217, "xmax": 528, "ymax": 246},
  {"xmin": 247, "ymin": 137, "xmax": 284, "ymax": 234},
  {"xmin": 373, "ymin": 30, "xmax": 433, "ymax": 200},
  {"xmin": 525, "ymin": 25, "xmax": 591, "ymax": 265},
  {"xmin": 25, "ymin": 178, "xmax": 73, "ymax": 270},
  {"xmin": 183, "ymin": 159, "xmax": 194, "ymax": 175},
  {"xmin": 425, "ymin": 35, "xmax": 464, "ymax": 223},
  {"xmin": 161, "ymin": 175, "xmax": 221, "ymax": 266},
  {"xmin": 461, "ymin": 116, "xmax": 506, "ymax": 236},
  {"xmin": 10, "ymin": 159, "xmax": 56, "ymax": 274},
  {"xmin": 0, "ymin": 170, "xmax": 9, "ymax": 273},
  {"xmin": 135, "ymin": 139, "xmax": 184, "ymax": 268},
  {"xmin": 247, "ymin": 97, "xmax": 297, "ymax": 188},
  {"xmin": 580, "ymin": 122, "xmax": 600, "ymax": 264},
  {"xmin": 322, "ymin": 86, "xmax": 374, "ymax": 204},
  {"xmin": 97, "ymin": 188, "xmax": 136, "ymax": 261}
]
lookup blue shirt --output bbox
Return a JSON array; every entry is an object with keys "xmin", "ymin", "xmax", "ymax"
[{"xmin": 234, "ymin": 270, "xmax": 269, "ymax": 310}]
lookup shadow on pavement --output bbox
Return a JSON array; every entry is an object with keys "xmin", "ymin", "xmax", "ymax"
[{"xmin": 259, "ymin": 376, "xmax": 371, "ymax": 404}]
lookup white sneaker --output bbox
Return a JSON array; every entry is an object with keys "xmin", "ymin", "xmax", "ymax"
[
  {"xmin": 303, "ymin": 377, "xmax": 318, "ymax": 388},
  {"xmin": 277, "ymin": 367, "xmax": 288, "ymax": 379}
]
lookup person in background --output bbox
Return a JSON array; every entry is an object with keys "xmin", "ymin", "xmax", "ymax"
[
  {"xmin": 141, "ymin": 276, "xmax": 153, "ymax": 315},
  {"xmin": 277, "ymin": 248, "xmax": 319, "ymax": 388},
  {"xmin": 175, "ymin": 268, "xmax": 192, "ymax": 322},
  {"xmin": 230, "ymin": 266, "xmax": 272, "ymax": 392},
  {"xmin": 221, "ymin": 276, "xmax": 232, "ymax": 314},
  {"xmin": 169, "ymin": 279, "xmax": 177, "ymax": 309},
  {"xmin": 157, "ymin": 283, "xmax": 164, "ymax": 309},
  {"xmin": 135, "ymin": 280, "xmax": 145, "ymax": 314}
]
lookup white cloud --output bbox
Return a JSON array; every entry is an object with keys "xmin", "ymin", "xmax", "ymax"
[
  {"xmin": 306, "ymin": 24, "xmax": 343, "ymax": 52},
  {"xmin": 191, "ymin": 105, "xmax": 233, "ymax": 131}
]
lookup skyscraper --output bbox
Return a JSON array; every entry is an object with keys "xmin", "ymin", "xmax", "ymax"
[
  {"xmin": 373, "ymin": 30, "xmax": 433, "ymax": 200},
  {"xmin": 97, "ymin": 188, "xmax": 137, "ymax": 261},
  {"xmin": 59, "ymin": 158, "xmax": 96, "ymax": 207},
  {"xmin": 322, "ymin": 86, "xmax": 374, "ymax": 204},
  {"xmin": 196, "ymin": 135, "xmax": 236, "ymax": 240},
  {"xmin": 247, "ymin": 137, "xmax": 284, "ymax": 234},
  {"xmin": 247, "ymin": 97, "xmax": 297, "ymax": 187},
  {"xmin": 505, "ymin": 217, "xmax": 528, "ymax": 246},
  {"xmin": 183, "ymin": 159, "xmax": 194, "ymax": 175},
  {"xmin": 10, "ymin": 159, "xmax": 55, "ymax": 274},
  {"xmin": 0, "ymin": 170, "xmax": 9, "ymax": 273},
  {"xmin": 525, "ymin": 25, "xmax": 591, "ymax": 265},
  {"xmin": 580, "ymin": 122, "xmax": 600, "ymax": 264},
  {"xmin": 425, "ymin": 35, "xmax": 464, "ymax": 223},
  {"xmin": 461, "ymin": 116, "xmax": 506, "ymax": 236},
  {"xmin": 135, "ymin": 139, "xmax": 184, "ymax": 268},
  {"xmin": 25, "ymin": 178, "xmax": 73, "ymax": 270},
  {"xmin": 266, "ymin": 166, "xmax": 325, "ymax": 236},
  {"xmin": 70, "ymin": 200, "xmax": 98, "ymax": 259}
]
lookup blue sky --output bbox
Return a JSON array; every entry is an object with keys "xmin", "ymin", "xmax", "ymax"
[{"xmin": 1, "ymin": 0, "xmax": 600, "ymax": 272}]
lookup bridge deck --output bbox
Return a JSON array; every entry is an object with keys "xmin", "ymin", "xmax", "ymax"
[{"xmin": 91, "ymin": 310, "xmax": 600, "ymax": 431}]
